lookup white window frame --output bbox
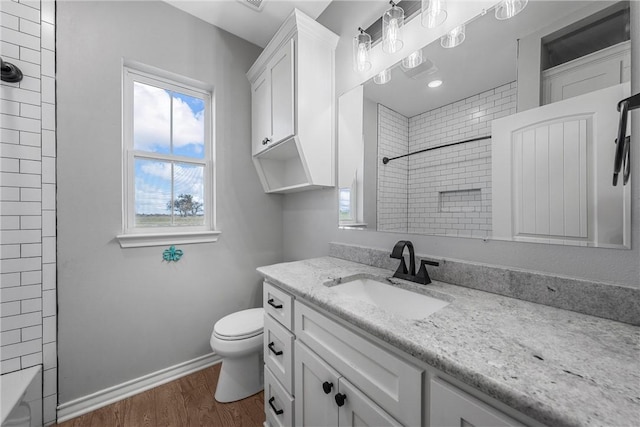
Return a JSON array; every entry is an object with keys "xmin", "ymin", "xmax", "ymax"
[{"xmin": 116, "ymin": 65, "xmax": 220, "ymax": 248}]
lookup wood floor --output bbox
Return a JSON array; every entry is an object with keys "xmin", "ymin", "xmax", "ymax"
[{"xmin": 55, "ymin": 363, "xmax": 265, "ymax": 427}]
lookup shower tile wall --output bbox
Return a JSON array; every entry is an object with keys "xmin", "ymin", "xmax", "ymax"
[
  {"xmin": 0, "ymin": 0, "xmax": 57, "ymax": 424},
  {"xmin": 377, "ymin": 105, "xmax": 409, "ymax": 232},
  {"xmin": 376, "ymin": 82, "xmax": 517, "ymax": 236}
]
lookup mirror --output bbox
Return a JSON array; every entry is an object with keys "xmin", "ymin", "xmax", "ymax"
[{"xmin": 338, "ymin": 0, "xmax": 632, "ymax": 248}]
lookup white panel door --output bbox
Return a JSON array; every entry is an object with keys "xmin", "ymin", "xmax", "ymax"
[
  {"xmin": 337, "ymin": 378, "xmax": 402, "ymax": 427},
  {"xmin": 492, "ymin": 83, "xmax": 630, "ymax": 246},
  {"xmin": 251, "ymin": 70, "xmax": 271, "ymax": 156}
]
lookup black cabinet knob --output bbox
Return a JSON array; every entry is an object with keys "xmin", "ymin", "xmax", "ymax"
[
  {"xmin": 322, "ymin": 381, "xmax": 333, "ymax": 394},
  {"xmin": 335, "ymin": 393, "xmax": 347, "ymax": 407},
  {"xmin": 262, "ymin": 137, "xmax": 272, "ymax": 145}
]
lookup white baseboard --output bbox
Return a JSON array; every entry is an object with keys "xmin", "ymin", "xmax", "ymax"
[{"xmin": 56, "ymin": 352, "xmax": 221, "ymax": 423}]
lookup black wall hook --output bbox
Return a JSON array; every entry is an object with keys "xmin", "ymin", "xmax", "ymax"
[{"xmin": 1, "ymin": 57, "xmax": 23, "ymax": 83}]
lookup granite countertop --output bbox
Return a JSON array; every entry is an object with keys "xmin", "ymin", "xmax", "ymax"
[{"xmin": 257, "ymin": 257, "xmax": 640, "ymax": 427}]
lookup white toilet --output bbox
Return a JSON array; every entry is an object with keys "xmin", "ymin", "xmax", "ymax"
[{"xmin": 210, "ymin": 307, "xmax": 264, "ymax": 403}]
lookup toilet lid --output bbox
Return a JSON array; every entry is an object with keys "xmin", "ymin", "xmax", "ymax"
[{"xmin": 214, "ymin": 308, "xmax": 264, "ymax": 340}]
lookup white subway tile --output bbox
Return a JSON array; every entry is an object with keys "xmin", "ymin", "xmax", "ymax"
[
  {"xmin": 19, "ymin": 158, "xmax": 41, "ymax": 174},
  {"xmin": 21, "ymin": 351, "xmax": 42, "ymax": 368},
  {"xmin": 43, "ymin": 394, "xmax": 56, "ymax": 424},
  {"xmin": 0, "ymin": 26, "xmax": 39, "ymax": 51},
  {"xmin": 21, "ymin": 323, "xmax": 41, "ymax": 339},
  {"xmin": 41, "ymin": 0, "xmax": 54, "ymax": 24},
  {"xmin": 42, "ymin": 289, "xmax": 55, "ymax": 317},
  {"xmin": 42, "ymin": 156, "xmax": 54, "ymax": 183},
  {"xmin": 1, "ymin": 99, "xmax": 20, "ymax": 115},
  {"xmin": 41, "ymin": 76, "xmax": 54, "ymax": 103},
  {"xmin": 21, "ymin": 243, "xmax": 41, "ymax": 258},
  {"xmin": 1, "ymin": 301, "xmax": 21, "ymax": 317},
  {"xmin": 0, "ymin": 256, "xmax": 41, "ymax": 274},
  {"xmin": 20, "ymin": 101, "xmax": 41, "ymax": 118},
  {"xmin": 43, "ymin": 367, "xmax": 56, "ymax": 396},
  {"xmin": 0, "ymin": 40, "xmax": 20, "ymax": 60},
  {"xmin": 0, "ymin": 329, "xmax": 21, "ymax": 346},
  {"xmin": 19, "ymin": 46, "xmax": 40, "ymax": 64},
  {"xmin": 18, "ymin": 17, "xmax": 39, "ymax": 36},
  {"xmin": 1, "ymin": 272, "xmax": 20, "ymax": 288},
  {"xmin": 0, "ymin": 229, "xmax": 40, "ymax": 244},
  {"xmin": 43, "ymin": 342, "xmax": 55, "ymax": 368},
  {"xmin": 1, "ymin": 357, "xmax": 21, "ymax": 374},
  {"xmin": 1, "ymin": 244, "xmax": 20, "ymax": 259},
  {"xmin": 1, "ymin": 338, "xmax": 41, "ymax": 361},
  {"xmin": 42, "ymin": 210, "xmax": 54, "ymax": 237},
  {"xmin": 42, "ymin": 102, "xmax": 54, "ymax": 130},
  {"xmin": 0, "ymin": 1, "xmax": 40, "ymax": 23},
  {"xmin": 42, "ymin": 314, "xmax": 55, "ymax": 343},
  {"xmin": 1, "ymin": 128, "xmax": 20, "ymax": 144},
  {"xmin": 0, "ymin": 113, "xmax": 40, "ymax": 132},
  {"xmin": 42, "ymin": 183, "xmax": 54, "ymax": 209},
  {"xmin": 20, "ymin": 215, "xmax": 41, "ymax": 229},
  {"xmin": 41, "ymin": 22, "xmax": 54, "ymax": 50},
  {"xmin": 20, "ymin": 188, "xmax": 41, "ymax": 202},
  {"xmin": 0, "ymin": 311, "xmax": 40, "ymax": 332},
  {"xmin": 41, "ymin": 48, "xmax": 54, "ymax": 77},
  {"xmin": 0, "ymin": 185, "xmax": 20, "ymax": 199},
  {"xmin": 19, "ymin": 131, "xmax": 40, "ymax": 147},
  {"xmin": 42, "ymin": 263, "xmax": 54, "ymax": 291},
  {"xmin": 0, "ymin": 84, "xmax": 40, "ymax": 105},
  {"xmin": 42, "ymin": 236, "xmax": 54, "ymax": 263},
  {"xmin": 2, "ymin": 201, "xmax": 41, "ymax": 215},
  {"xmin": 1, "ymin": 11, "xmax": 20, "ymax": 29},
  {"xmin": 0, "ymin": 216, "xmax": 20, "ymax": 230},
  {"xmin": 41, "ymin": 129, "xmax": 54, "ymax": 156},
  {"xmin": 1, "ymin": 283, "xmax": 40, "ymax": 302},
  {"xmin": 21, "ymin": 270, "xmax": 40, "ymax": 285}
]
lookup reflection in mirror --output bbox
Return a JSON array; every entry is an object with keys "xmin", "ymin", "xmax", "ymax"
[{"xmin": 338, "ymin": 0, "xmax": 632, "ymax": 248}]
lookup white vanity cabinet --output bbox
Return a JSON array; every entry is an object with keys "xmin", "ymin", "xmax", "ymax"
[
  {"xmin": 262, "ymin": 280, "xmax": 537, "ymax": 427},
  {"xmin": 246, "ymin": 9, "xmax": 339, "ymax": 194}
]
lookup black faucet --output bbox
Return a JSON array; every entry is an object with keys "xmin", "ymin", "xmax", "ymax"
[{"xmin": 390, "ymin": 241, "xmax": 438, "ymax": 285}]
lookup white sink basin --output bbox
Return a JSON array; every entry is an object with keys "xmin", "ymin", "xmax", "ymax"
[{"xmin": 329, "ymin": 277, "xmax": 450, "ymax": 320}]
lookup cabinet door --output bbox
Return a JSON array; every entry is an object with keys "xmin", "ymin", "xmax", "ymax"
[
  {"xmin": 338, "ymin": 378, "xmax": 402, "ymax": 427},
  {"xmin": 269, "ymin": 39, "xmax": 295, "ymax": 146},
  {"xmin": 430, "ymin": 378, "xmax": 525, "ymax": 427},
  {"xmin": 252, "ymin": 69, "xmax": 271, "ymax": 156},
  {"xmin": 295, "ymin": 342, "xmax": 340, "ymax": 427}
]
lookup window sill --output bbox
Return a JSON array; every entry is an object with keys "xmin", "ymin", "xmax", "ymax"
[{"xmin": 116, "ymin": 230, "xmax": 221, "ymax": 248}]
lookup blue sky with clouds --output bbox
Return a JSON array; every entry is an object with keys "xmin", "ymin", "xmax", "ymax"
[{"xmin": 133, "ymin": 82, "xmax": 206, "ymax": 216}]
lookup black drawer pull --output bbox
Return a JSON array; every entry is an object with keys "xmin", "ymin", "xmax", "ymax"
[
  {"xmin": 335, "ymin": 393, "xmax": 347, "ymax": 407},
  {"xmin": 267, "ymin": 298, "xmax": 283, "ymax": 309},
  {"xmin": 268, "ymin": 342, "xmax": 283, "ymax": 356},
  {"xmin": 268, "ymin": 396, "xmax": 284, "ymax": 415},
  {"xmin": 262, "ymin": 137, "xmax": 272, "ymax": 146},
  {"xmin": 322, "ymin": 381, "xmax": 333, "ymax": 394}
]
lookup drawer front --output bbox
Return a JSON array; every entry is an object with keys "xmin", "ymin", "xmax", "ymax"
[
  {"xmin": 264, "ymin": 281, "xmax": 293, "ymax": 330},
  {"xmin": 265, "ymin": 367, "xmax": 294, "ymax": 427},
  {"xmin": 264, "ymin": 313, "xmax": 294, "ymax": 394},
  {"xmin": 430, "ymin": 377, "xmax": 525, "ymax": 427},
  {"xmin": 294, "ymin": 301, "xmax": 422, "ymax": 427}
]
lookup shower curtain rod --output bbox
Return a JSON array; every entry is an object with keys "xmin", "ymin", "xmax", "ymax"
[{"xmin": 382, "ymin": 135, "xmax": 491, "ymax": 165}]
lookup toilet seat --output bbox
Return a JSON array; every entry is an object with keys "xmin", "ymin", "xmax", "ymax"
[{"xmin": 214, "ymin": 308, "xmax": 263, "ymax": 341}]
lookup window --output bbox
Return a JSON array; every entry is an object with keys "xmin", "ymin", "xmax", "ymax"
[{"xmin": 117, "ymin": 66, "xmax": 219, "ymax": 248}]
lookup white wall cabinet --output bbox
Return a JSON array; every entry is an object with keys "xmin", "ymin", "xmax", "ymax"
[
  {"xmin": 246, "ymin": 9, "xmax": 339, "ymax": 193},
  {"xmin": 251, "ymin": 40, "xmax": 295, "ymax": 156}
]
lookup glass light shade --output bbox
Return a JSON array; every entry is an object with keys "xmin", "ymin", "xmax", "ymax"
[
  {"xmin": 353, "ymin": 30, "xmax": 372, "ymax": 72},
  {"xmin": 373, "ymin": 69, "xmax": 392, "ymax": 85},
  {"xmin": 402, "ymin": 50, "xmax": 423, "ymax": 69},
  {"xmin": 382, "ymin": 4, "xmax": 404, "ymax": 54},
  {"xmin": 495, "ymin": 0, "xmax": 528, "ymax": 20},
  {"xmin": 441, "ymin": 24, "xmax": 465, "ymax": 48},
  {"xmin": 421, "ymin": 0, "xmax": 447, "ymax": 28}
]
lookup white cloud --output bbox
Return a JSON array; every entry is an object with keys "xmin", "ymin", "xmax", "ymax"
[{"xmin": 133, "ymin": 82, "xmax": 204, "ymax": 153}]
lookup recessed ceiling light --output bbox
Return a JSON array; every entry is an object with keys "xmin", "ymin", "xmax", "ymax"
[{"xmin": 428, "ymin": 80, "xmax": 443, "ymax": 88}]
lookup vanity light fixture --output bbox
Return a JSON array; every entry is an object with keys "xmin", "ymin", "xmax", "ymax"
[
  {"xmin": 402, "ymin": 50, "xmax": 423, "ymax": 69},
  {"xmin": 353, "ymin": 27, "xmax": 372, "ymax": 72},
  {"xmin": 382, "ymin": 1, "xmax": 404, "ymax": 54},
  {"xmin": 374, "ymin": 68, "xmax": 392, "ymax": 85},
  {"xmin": 495, "ymin": 0, "xmax": 528, "ymax": 20},
  {"xmin": 441, "ymin": 24, "xmax": 465, "ymax": 48},
  {"xmin": 428, "ymin": 79, "xmax": 443, "ymax": 88},
  {"xmin": 421, "ymin": 0, "xmax": 447, "ymax": 28}
]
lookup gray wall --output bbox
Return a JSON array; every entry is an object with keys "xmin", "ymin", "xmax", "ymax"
[
  {"xmin": 282, "ymin": 1, "xmax": 640, "ymax": 288},
  {"xmin": 56, "ymin": 1, "xmax": 282, "ymax": 403}
]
